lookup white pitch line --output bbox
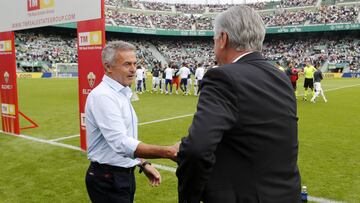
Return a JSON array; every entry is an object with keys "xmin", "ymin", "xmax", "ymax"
[
  {"xmin": 153, "ymin": 163, "xmax": 176, "ymax": 173},
  {"xmin": 298, "ymin": 83, "xmax": 360, "ymax": 96},
  {"xmin": 47, "ymin": 114, "xmax": 194, "ymax": 142},
  {"xmin": 323, "ymin": 83, "xmax": 360, "ymax": 92},
  {"xmin": 49, "ymin": 134, "xmax": 80, "ymax": 142},
  {"xmin": 138, "ymin": 114, "xmax": 194, "ymax": 126},
  {"xmin": 1, "ymin": 130, "xmax": 82, "ymax": 152},
  {"xmin": 309, "ymin": 196, "xmax": 345, "ymax": 203}
]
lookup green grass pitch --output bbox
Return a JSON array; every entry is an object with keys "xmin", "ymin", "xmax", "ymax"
[{"xmin": 0, "ymin": 77, "xmax": 359, "ymax": 202}]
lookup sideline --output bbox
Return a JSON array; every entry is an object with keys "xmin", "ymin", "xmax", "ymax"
[
  {"xmin": 49, "ymin": 134, "xmax": 80, "ymax": 142},
  {"xmin": 138, "ymin": 114, "xmax": 193, "ymax": 126},
  {"xmin": 48, "ymin": 113, "xmax": 194, "ymax": 141},
  {"xmin": 1, "ymin": 131, "xmax": 82, "ymax": 151},
  {"xmin": 299, "ymin": 83, "xmax": 360, "ymax": 96}
]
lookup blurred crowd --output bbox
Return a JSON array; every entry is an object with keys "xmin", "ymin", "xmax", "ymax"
[
  {"xmin": 108, "ymin": 0, "xmax": 317, "ymax": 13},
  {"xmin": 309, "ymin": 5, "xmax": 359, "ymax": 24},
  {"xmin": 106, "ymin": 11, "xmax": 152, "ymax": 28},
  {"xmin": 263, "ymin": 37, "xmax": 360, "ymax": 71},
  {"xmin": 14, "ymin": 32, "xmax": 359, "ymax": 73},
  {"xmin": 15, "ymin": 33, "xmax": 77, "ymax": 67},
  {"xmin": 105, "ymin": 9, "xmax": 212, "ymax": 30},
  {"xmin": 280, "ymin": 0, "xmax": 316, "ymax": 8},
  {"xmin": 104, "ymin": 5, "xmax": 359, "ymax": 29},
  {"xmin": 143, "ymin": 1, "xmax": 172, "ymax": 11}
]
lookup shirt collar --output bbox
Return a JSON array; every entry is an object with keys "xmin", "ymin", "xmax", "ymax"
[
  {"xmin": 232, "ymin": 51, "xmax": 253, "ymax": 63},
  {"xmin": 102, "ymin": 75, "xmax": 133, "ymax": 99}
]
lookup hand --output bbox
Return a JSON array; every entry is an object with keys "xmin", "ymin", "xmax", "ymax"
[
  {"xmin": 168, "ymin": 142, "xmax": 180, "ymax": 162},
  {"xmin": 143, "ymin": 164, "xmax": 161, "ymax": 187}
]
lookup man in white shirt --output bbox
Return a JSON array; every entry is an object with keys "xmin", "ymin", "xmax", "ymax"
[
  {"xmin": 194, "ymin": 64, "xmax": 205, "ymax": 96},
  {"xmin": 135, "ymin": 66, "xmax": 144, "ymax": 93},
  {"xmin": 164, "ymin": 65, "xmax": 174, "ymax": 94},
  {"xmin": 85, "ymin": 41, "xmax": 178, "ymax": 203},
  {"xmin": 178, "ymin": 62, "xmax": 191, "ymax": 95}
]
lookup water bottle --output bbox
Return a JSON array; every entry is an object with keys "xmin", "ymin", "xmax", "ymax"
[{"xmin": 301, "ymin": 185, "xmax": 308, "ymax": 202}]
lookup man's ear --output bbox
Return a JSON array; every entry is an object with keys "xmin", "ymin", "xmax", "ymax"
[
  {"xmin": 220, "ymin": 32, "xmax": 228, "ymax": 49},
  {"xmin": 104, "ymin": 63, "xmax": 111, "ymax": 73}
]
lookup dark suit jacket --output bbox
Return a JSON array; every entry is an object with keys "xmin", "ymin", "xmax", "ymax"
[{"xmin": 176, "ymin": 52, "xmax": 301, "ymax": 203}]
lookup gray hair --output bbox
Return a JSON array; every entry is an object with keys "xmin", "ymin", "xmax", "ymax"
[
  {"xmin": 102, "ymin": 40, "xmax": 136, "ymax": 66},
  {"xmin": 213, "ymin": 6, "xmax": 266, "ymax": 52}
]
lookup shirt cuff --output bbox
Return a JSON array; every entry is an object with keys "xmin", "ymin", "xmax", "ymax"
[{"xmin": 124, "ymin": 137, "xmax": 141, "ymax": 159}]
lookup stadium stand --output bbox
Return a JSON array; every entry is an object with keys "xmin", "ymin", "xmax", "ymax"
[
  {"xmin": 15, "ymin": 32, "xmax": 77, "ymax": 69},
  {"xmin": 263, "ymin": 37, "xmax": 360, "ymax": 71},
  {"xmin": 14, "ymin": 30, "xmax": 359, "ymax": 73},
  {"xmin": 104, "ymin": 3, "xmax": 359, "ymax": 29},
  {"xmin": 14, "ymin": 0, "xmax": 360, "ymax": 73},
  {"xmin": 280, "ymin": 0, "xmax": 316, "ymax": 8}
]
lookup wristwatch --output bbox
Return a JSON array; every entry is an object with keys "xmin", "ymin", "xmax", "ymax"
[{"xmin": 138, "ymin": 161, "xmax": 151, "ymax": 174}]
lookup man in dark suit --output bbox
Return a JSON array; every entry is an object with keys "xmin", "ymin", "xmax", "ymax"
[{"xmin": 176, "ymin": 6, "xmax": 301, "ymax": 203}]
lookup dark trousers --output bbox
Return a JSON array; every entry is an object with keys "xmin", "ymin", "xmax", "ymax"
[
  {"xmin": 180, "ymin": 78, "xmax": 187, "ymax": 92},
  {"xmin": 86, "ymin": 162, "xmax": 136, "ymax": 203},
  {"xmin": 197, "ymin": 79, "xmax": 202, "ymax": 94},
  {"xmin": 137, "ymin": 80, "xmax": 142, "ymax": 92},
  {"xmin": 165, "ymin": 79, "xmax": 172, "ymax": 92},
  {"xmin": 142, "ymin": 78, "xmax": 146, "ymax": 90}
]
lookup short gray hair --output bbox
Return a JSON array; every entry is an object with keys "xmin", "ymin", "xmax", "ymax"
[
  {"xmin": 213, "ymin": 6, "xmax": 265, "ymax": 52},
  {"xmin": 102, "ymin": 40, "xmax": 136, "ymax": 66}
]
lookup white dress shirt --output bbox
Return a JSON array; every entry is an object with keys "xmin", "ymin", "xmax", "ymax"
[
  {"xmin": 136, "ymin": 68, "xmax": 144, "ymax": 81},
  {"xmin": 85, "ymin": 75, "xmax": 140, "ymax": 167},
  {"xmin": 195, "ymin": 67, "xmax": 205, "ymax": 80},
  {"xmin": 164, "ymin": 68, "xmax": 174, "ymax": 80},
  {"xmin": 178, "ymin": 66, "xmax": 190, "ymax": 79}
]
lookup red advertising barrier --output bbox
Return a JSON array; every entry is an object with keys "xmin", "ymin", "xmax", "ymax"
[
  {"xmin": 77, "ymin": 0, "xmax": 105, "ymax": 151},
  {"xmin": 19, "ymin": 111, "xmax": 39, "ymax": 130},
  {"xmin": 0, "ymin": 32, "xmax": 20, "ymax": 134}
]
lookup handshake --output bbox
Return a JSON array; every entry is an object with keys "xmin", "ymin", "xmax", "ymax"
[{"xmin": 134, "ymin": 141, "xmax": 181, "ymax": 186}]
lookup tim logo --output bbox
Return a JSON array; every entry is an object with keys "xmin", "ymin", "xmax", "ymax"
[
  {"xmin": 4, "ymin": 72, "xmax": 10, "ymax": 84},
  {"xmin": 87, "ymin": 72, "xmax": 96, "ymax": 88},
  {"xmin": 27, "ymin": 0, "xmax": 54, "ymax": 11},
  {"xmin": 78, "ymin": 31, "xmax": 102, "ymax": 46}
]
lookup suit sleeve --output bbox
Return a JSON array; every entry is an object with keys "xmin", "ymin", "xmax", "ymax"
[{"xmin": 176, "ymin": 67, "xmax": 239, "ymax": 203}]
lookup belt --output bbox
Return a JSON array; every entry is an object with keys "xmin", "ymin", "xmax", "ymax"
[{"xmin": 90, "ymin": 162, "xmax": 136, "ymax": 173}]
